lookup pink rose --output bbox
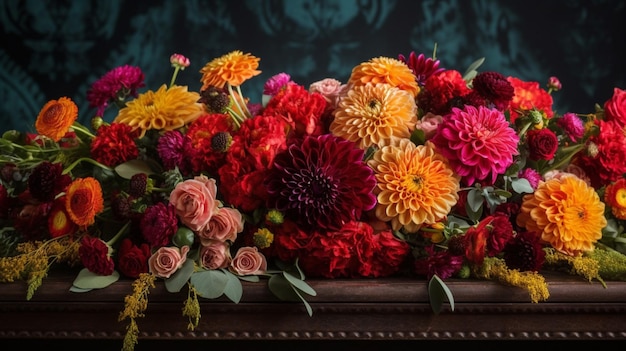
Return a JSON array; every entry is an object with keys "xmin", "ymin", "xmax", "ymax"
[
  {"xmin": 169, "ymin": 175, "xmax": 220, "ymax": 231},
  {"xmin": 229, "ymin": 246, "xmax": 267, "ymax": 276},
  {"xmin": 415, "ymin": 112, "xmax": 443, "ymax": 139},
  {"xmin": 197, "ymin": 206, "xmax": 243, "ymax": 245},
  {"xmin": 603, "ymin": 87, "xmax": 626, "ymax": 127},
  {"xmin": 199, "ymin": 240, "xmax": 232, "ymax": 270},
  {"xmin": 148, "ymin": 245, "xmax": 190, "ymax": 278},
  {"xmin": 309, "ymin": 78, "xmax": 346, "ymax": 109}
]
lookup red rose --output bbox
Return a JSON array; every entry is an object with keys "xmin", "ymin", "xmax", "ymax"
[
  {"xmin": 526, "ymin": 128, "xmax": 558, "ymax": 160},
  {"xmin": 485, "ymin": 214, "xmax": 514, "ymax": 256},
  {"xmin": 603, "ymin": 87, "xmax": 626, "ymax": 127},
  {"xmin": 79, "ymin": 235, "xmax": 114, "ymax": 275},
  {"xmin": 117, "ymin": 238, "xmax": 151, "ymax": 278}
]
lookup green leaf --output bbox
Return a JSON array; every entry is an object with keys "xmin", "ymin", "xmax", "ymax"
[
  {"xmin": 467, "ymin": 188, "xmax": 483, "ymax": 213},
  {"xmin": 290, "ymin": 284, "xmax": 313, "ymax": 317},
  {"xmin": 172, "ymin": 227, "xmax": 195, "ymax": 247},
  {"xmin": 268, "ymin": 274, "xmax": 300, "ymax": 301},
  {"xmin": 69, "ymin": 285, "xmax": 93, "ymax": 293},
  {"xmin": 283, "ymin": 271, "xmax": 316, "ymax": 296},
  {"xmin": 428, "ymin": 275, "xmax": 455, "ymax": 314},
  {"xmin": 463, "ymin": 57, "xmax": 485, "ymax": 81},
  {"xmin": 190, "ymin": 269, "xmax": 228, "ymax": 299},
  {"xmin": 164, "ymin": 259, "xmax": 195, "ymax": 293},
  {"xmin": 72, "ymin": 268, "xmax": 120, "ymax": 290},
  {"xmin": 511, "ymin": 177, "xmax": 533, "ymax": 194},
  {"xmin": 222, "ymin": 270, "xmax": 243, "ymax": 303},
  {"xmin": 114, "ymin": 159, "xmax": 154, "ymax": 179}
]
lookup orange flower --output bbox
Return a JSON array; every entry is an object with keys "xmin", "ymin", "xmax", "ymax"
[
  {"xmin": 114, "ymin": 84, "xmax": 203, "ymax": 138},
  {"xmin": 65, "ymin": 177, "xmax": 104, "ymax": 227},
  {"xmin": 516, "ymin": 174, "xmax": 606, "ymax": 256},
  {"xmin": 200, "ymin": 51, "xmax": 261, "ymax": 90},
  {"xmin": 368, "ymin": 139, "xmax": 460, "ymax": 232},
  {"xmin": 330, "ymin": 82, "xmax": 417, "ymax": 149},
  {"xmin": 348, "ymin": 56, "xmax": 420, "ymax": 97},
  {"xmin": 604, "ymin": 178, "xmax": 626, "ymax": 220},
  {"xmin": 35, "ymin": 97, "xmax": 78, "ymax": 142}
]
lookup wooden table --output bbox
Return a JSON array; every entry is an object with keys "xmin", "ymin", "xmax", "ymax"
[{"xmin": 1, "ymin": 271, "xmax": 625, "ymax": 348}]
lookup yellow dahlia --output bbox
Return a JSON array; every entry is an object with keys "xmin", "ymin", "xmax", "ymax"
[
  {"xmin": 200, "ymin": 50, "xmax": 261, "ymax": 90},
  {"xmin": 114, "ymin": 84, "xmax": 203, "ymax": 138},
  {"xmin": 516, "ymin": 174, "xmax": 606, "ymax": 256},
  {"xmin": 330, "ymin": 83, "xmax": 417, "ymax": 149},
  {"xmin": 348, "ymin": 56, "xmax": 420, "ymax": 97},
  {"xmin": 368, "ymin": 139, "xmax": 460, "ymax": 232}
]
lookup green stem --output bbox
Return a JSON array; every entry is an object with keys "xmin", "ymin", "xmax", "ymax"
[
  {"xmin": 106, "ymin": 220, "xmax": 131, "ymax": 246},
  {"xmin": 71, "ymin": 122, "xmax": 96, "ymax": 139},
  {"xmin": 227, "ymin": 83, "xmax": 248, "ymax": 123},
  {"xmin": 169, "ymin": 67, "xmax": 181, "ymax": 88},
  {"xmin": 63, "ymin": 157, "xmax": 113, "ymax": 175}
]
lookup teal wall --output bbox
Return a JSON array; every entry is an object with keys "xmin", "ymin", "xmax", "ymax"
[{"xmin": 1, "ymin": 0, "xmax": 625, "ymax": 132}]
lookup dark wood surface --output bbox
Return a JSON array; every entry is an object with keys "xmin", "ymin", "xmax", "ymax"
[{"xmin": 1, "ymin": 270, "xmax": 625, "ymax": 349}]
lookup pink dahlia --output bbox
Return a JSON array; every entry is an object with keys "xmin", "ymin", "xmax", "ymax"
[
  {"xmin": 265, "ymin": 134, "xmax": 377, "ymax": 232},
  {"xmin": 431, "ymin": 105, "xmax": 519, "ymax": 186},
  {"xmin": 398, "ymin": 51, "xmax": 445, "ymax": 86},
  {"xmin": 87, "ymin": 65, "xmax": 145, "ymax": 116}
]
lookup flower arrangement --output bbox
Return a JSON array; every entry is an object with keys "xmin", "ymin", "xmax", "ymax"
[{"xmin": 2, "ymin": 47, "xmax": 626, "ymax": 350}]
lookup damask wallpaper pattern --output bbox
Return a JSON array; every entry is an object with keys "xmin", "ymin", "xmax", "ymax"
[{"xmin": 1, "ymin": 0, "xmax": 624, "ymax": 132}]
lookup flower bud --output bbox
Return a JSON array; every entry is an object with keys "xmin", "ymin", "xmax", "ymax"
[
  {"xmin": 547, "ymin": 76, "xmax": 561, "ymax": 92},
  {"xmin": 170, "ymin": 53, "xmax": 190, "ymax": 70}
]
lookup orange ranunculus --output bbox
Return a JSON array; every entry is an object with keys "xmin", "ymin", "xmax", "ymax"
[
  {"xmin": 48, "ymin": 196, "xmax": 77, "ymax": 238},
  {"xmin": 65, "ymin": 177, "xmax": 104, "ymax": 227},
  {"xmin": 35, "ymin": 97, "xmax": 78, "ymax": 142},
  {"xmin": 199, "ymin": 51, "xmax": 261, "ymax": 90}
]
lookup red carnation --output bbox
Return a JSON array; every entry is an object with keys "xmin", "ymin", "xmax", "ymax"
[
  {"xmin": 79, "ymin": 235, "xmax": 115, "ymax": 275},
  {"xmin": 90, "ymin": 122, "xmax": 139, "ymax": 167}
]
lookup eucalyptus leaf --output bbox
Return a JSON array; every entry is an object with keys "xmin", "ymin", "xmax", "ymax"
[
  {"xmin": 290, "ymin": 283, "xmax": 313, "ymax": 317},
  {"xmin": 283, "ymin": 271, "xmax": 317, "ymax": 296},
  {"xmin": 463, "ymin": 57, "xmax": 485, "ymax": 80},
  {"xmin": 69, "ymin": 285, "xmax": 93, "ymax": 293},
  {"xmin": 268, "ymin": 274, "xmax": 300, "ymax": 302},
  {"xmin": 114, "ymin": 159, "xmax": 154, "ymax": 179},
  {"xmin": 72, "ymin": 268, "xmax": 120, "ymax": 290},
  {"xmin": 164, "ymin": 259, "xmax": 195, "ymax": 293},
  {"xmin": 222, "ymin": 270, "xmax": 243, "ymax": 303},
  {"xmin": 511, "ymin": 178, "xmax": 533, "ymax": 194},
  {"xmin": 467, "ymin": 188, "xmax": 483, "ymax": 213},
  {"xmin": 190, "ymin": 269, "xmax": 228, "ymax": 299},
  {"xmin": 428, "ymin": 275, "xmax": 455, "ymax": 314}
]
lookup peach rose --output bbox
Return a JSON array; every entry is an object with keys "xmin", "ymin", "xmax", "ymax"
[
  {"xmin": 603, "ymin": 87, "xmax": 626, "ymax": 127},
  {"xmin": 169, "ymin": 175, "xmax": 220, "ymax": 231},
  {"xmin": 309, "ymin": 78, "xmax": 346, "ymax": 110},
  {"xmin": 199, "ymin": 240, "xmax": 232, "ymax": 270},
  {"xmin": 415, "ymin": 112, "xmax": 443, "ymax": 139},
  {"xmin": 148, "ymin": 245, "xmax": 190, "ymax": 278},
  {"xmin": 229, "ymin": 246, "xmax": 267, "ymax": 276},
  {"xmin": 197, "ymin": 207, "xmax": 243, "ymax": 245}
]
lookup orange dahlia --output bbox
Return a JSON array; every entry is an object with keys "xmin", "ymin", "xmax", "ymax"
[
  {"xmin": 516, "ymin": 175, "xmax": 606, "ymax": 256},
  {"xmin": 348, "ymin": 56, "xmax": 420, "ymax": 97},
  {"xmin": 368, "ymin": 139, "xmax": 460, "ymax": 232},
  {"xmin": 65, "ymin": 177, "xmax": 104, "ymax": 227},
  {"xmin": 604, "ymin": 178, "xmax": 626, "ymax": 220},
  {"xmin": 35, "ymin": 97, "xmax": 78, "ymax": 142},
  {"xmin": 114, "ymin": 84, "xmax": 203, "ymax": 138},
  {"xmin": 200, "ymin": 50, "xmax": 261, "ymax": 90},
  {"xmin": 330, "ymin": 82, "xmax": 417, "ymax": 149}
]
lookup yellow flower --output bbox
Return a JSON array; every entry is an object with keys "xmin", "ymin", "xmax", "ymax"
[
  {"xmin": 604, "ymin": 178, "xmax": 626, "ymax": 220},
  {"xmin": 348, "ymin": 56, "xmax": 420, "ymax": 97},
  {"xmin": 199, "ymin": 50, "xmax": 261, "ymax": 90},
  {"xmin": 35, "ymin": 97, "xmax": 78, "ymax": 142},
  {"xmin": 516, "ymin": 174, "xmax": 606, "ymax": 256},
  {"xmin": 368, "ymin": 139, "xmax": 460, "ymax": 232},
  {"xmin": 330, "ymin": 83, "xmax": 417, "ymax": 149},
  {"xmin": 114, "ymin": 84, "xmax": 203, "ymax": 138}
]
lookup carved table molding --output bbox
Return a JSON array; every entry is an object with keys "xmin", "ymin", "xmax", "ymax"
[{"xmin": 1, "ymin": 271, "xmax": 625, "ymax": 341}]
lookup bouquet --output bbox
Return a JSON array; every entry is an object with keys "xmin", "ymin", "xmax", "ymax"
[{"xmin": 1, "ymin": 47, "xmax": 626, "ymax": 350}]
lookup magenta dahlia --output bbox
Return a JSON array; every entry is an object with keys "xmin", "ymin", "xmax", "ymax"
[
  {"xmin": 265, "ymin": 134, "xmax": 377, "ymax": 232},
  {"xmin": 431, "ymin": 105, "xmax": 520, "ymax": 186},
  {"xmin": 398, "ymin": 51, "xmax": 445, "ymax": 86}
]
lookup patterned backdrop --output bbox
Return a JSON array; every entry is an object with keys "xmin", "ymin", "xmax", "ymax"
[{"xmin": 1, "ymin": 0, "xmax": 625, "ymax": 132}]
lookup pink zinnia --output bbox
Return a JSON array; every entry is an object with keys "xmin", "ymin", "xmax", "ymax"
[
  {"xmin": 431, "ymin": 105, "xmax": 519, "ymax": 186},
  {"xmin": 87, "ymin": 65, "xmax": 145, "ymax": 116},
  {"xmin": 263, "ymin": 72, "xmax": 292, "ymax": 95},
  {"xmin": 556, "ymin": 112, "xmax": 584, "ymax": 142}
]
